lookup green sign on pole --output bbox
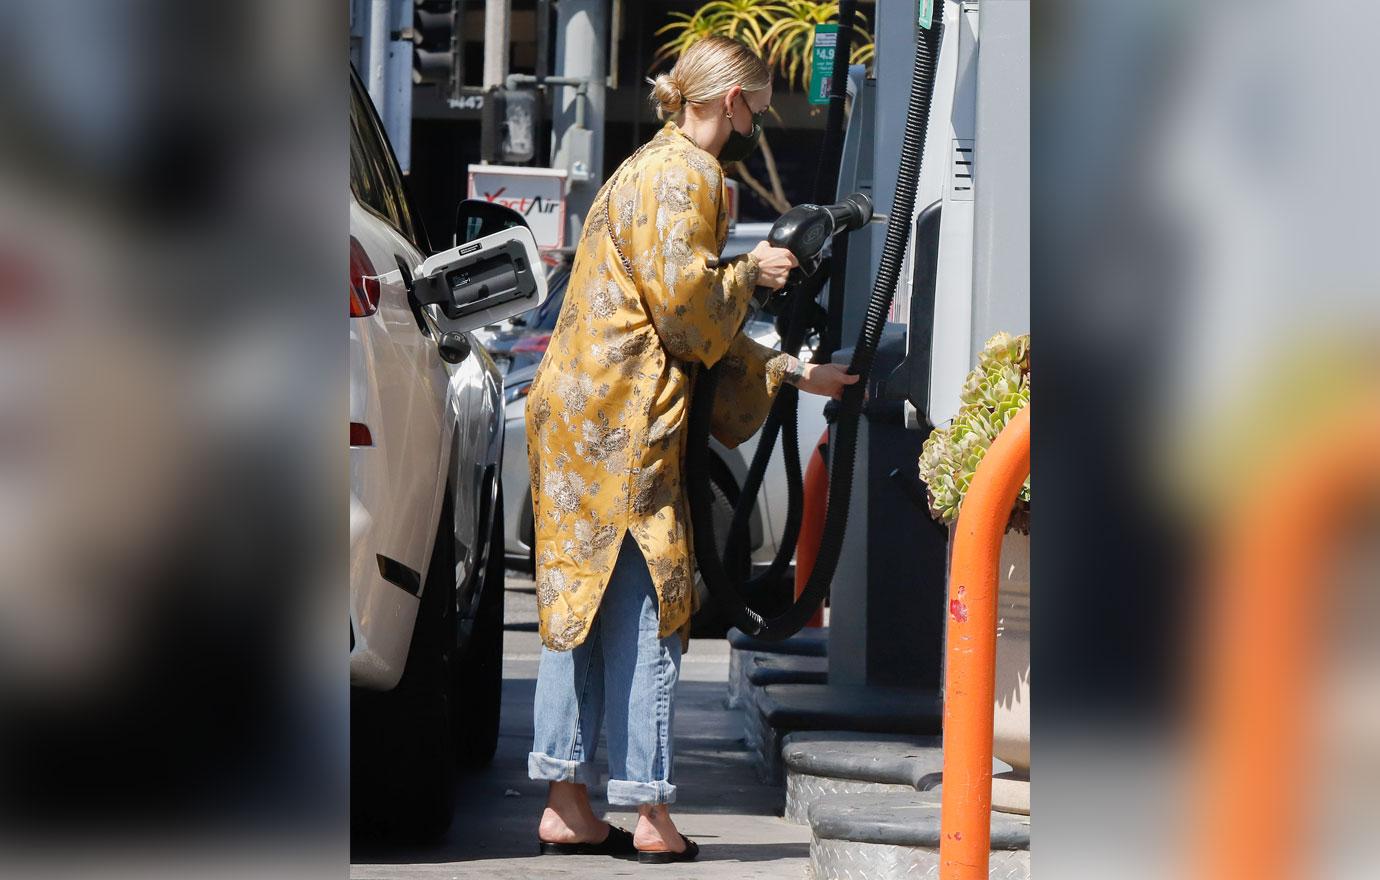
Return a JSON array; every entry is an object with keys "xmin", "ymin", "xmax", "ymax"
[
  {"xmin": 808, "ymin": 23, "xmax": 839, "ymax": 106},
  {"xmin": 918, "ymin": 0, "xmax": 934, "ymax": 30}
]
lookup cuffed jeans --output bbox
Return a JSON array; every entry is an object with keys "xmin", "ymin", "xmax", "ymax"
[{"xmin": 528, "ymin": 532, "xmax": 682, "ymax": 805}]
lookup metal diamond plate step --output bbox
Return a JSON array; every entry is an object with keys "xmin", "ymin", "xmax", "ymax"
[
  {"xmin": 807, "ymin": 791, "xmax": 1029, "ymax": 879},
  {"xmin": 782, "ymin": 733, "xmax": 1010, "ymax": 824},
  {"xmin": 811, "ymin": 836, "xmax": 1031, "ymax": 879},
  {"xmin": 787, "ymin": 771, "xmax": 914, "ymax": 824}
]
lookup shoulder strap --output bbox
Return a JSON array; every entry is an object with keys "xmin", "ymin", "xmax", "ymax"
[
  {"xmin": 604, "ymin": 140, "xmax": 655, "ymax": 281},
  {"xmin": 604, "ymin": 173, "xmax": 635, "ymax": 280}
]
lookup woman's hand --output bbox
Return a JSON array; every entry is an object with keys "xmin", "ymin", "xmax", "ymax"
[
  {"xmin": 750, "ymin": 241, "xmax": 798, "ymax": 290},
  {"xmin": 791, "ymin": 362, "xmax": 861, "ymax": 400}
]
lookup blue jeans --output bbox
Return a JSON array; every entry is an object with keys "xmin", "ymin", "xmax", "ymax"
[{"xmin": 528, "ymin": 533, "xmax": 682, "ymax": 805}]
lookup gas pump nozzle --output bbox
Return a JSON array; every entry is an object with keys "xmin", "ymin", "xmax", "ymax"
[
  {"xmin": 767, "ymin": 192, "xmax": 873, "ymax": 279},
  {"xmin": 752, "ymin": 193, "xmax": 872, "ymax": 314}
]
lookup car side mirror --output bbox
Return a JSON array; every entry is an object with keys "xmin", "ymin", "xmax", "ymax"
[
  {"xmin": 454, "ymin": 198, "xmax": 528, "ymax": 247},
  {"xmin": 412, "ymin": 224, "xmax": 550, "ymax": 339}
]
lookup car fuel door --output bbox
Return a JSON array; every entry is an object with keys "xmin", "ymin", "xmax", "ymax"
[{"xmin": 410, "ymin": 223, "xmax": 549, "ymax": 364}]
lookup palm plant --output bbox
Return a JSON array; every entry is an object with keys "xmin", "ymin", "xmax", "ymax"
[
  {"xmin": 651, "ymin": 0, "xmax": 876, "ymax": 214},
  {"xmin": 653, "ymin": 1, "xmax": 772, "ymax": 67},
  {"xmin": 760, "ymin": 1, "xmax": 875, "ymax": 93}
]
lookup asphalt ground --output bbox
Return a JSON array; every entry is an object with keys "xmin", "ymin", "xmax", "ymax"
[{"xmin": 350, "ymin": 571, "xmax": 812, "ymax": 879}]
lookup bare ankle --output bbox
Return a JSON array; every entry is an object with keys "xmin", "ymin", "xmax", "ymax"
[
  {"xmin": 633, "ymin": 805, "xmax": 683, "ymax": 851},
  {"xmin": 546, "ymin": 781, "xmax": 587, "ymax": 807},
  {"xmin": 539, "ymin": 783, "xmax": 607, "ymax": 843}
]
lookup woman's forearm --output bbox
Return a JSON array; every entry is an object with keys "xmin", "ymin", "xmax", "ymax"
[{"xmin": 779, "ymin": 355, "xmax": 806, "ymax": 386}]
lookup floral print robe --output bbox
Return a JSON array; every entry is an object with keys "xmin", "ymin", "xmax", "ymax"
[{"xmin": 526, "ymin": 122, "xmax": 796, "ymax": 652}]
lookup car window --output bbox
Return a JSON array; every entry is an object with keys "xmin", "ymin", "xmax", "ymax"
[
  {"xmin": 535, "ymin": 290, "xmax": 564, "ymax": 331},
  {"xmin": 534, "ymin": 269, "xmax": 570, "ymax": 330},
  {"xmin": 349, "ymin": 71, "xmax": 428, "ymax": 252}
]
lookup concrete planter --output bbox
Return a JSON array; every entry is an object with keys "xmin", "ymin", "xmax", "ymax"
[{"xmin": 992, "ymin": 530, "xmax": 1030, "ymax": 772}]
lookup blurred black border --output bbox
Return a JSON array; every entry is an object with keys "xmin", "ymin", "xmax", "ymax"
[{"xmin": 1031, "ymin": 0, "xmax": 1185, "ymax": 727}]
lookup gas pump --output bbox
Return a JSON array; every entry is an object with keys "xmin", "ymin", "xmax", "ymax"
[
  {"xmin": 687, "ymin": 2, "xmax": 945, "ymax": 642},
  {"xmin": 690, "ymin": 0, "xmax": 1027, "ymax": 688},
  {"xmin": 688, "ymin": 1, "xmax": 1032, "ymax": 869}
]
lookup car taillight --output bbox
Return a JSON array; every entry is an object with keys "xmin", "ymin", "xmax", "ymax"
[
  {"xmin": 512, "ymin": 333, "xmax": 552, "ymax": 354},
  {"xmin": 350, "ymin": 422, "xmax": 373, "ymax": 447},
  {"xmin": 504, "ymin": 380, "xmax": 534, "ymax": 405},
  {"xmin": 349, "ymin": 236, "xmax": 381, "ymax": 318}
]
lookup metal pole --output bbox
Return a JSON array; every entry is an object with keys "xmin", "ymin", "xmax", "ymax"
[
  {"xmin": 481, "ymin": 0, "xmax": 512, "ymax": 164},
  {"xmin": 608, "ymin": 0, "xmax": 623, "ymax": 89},
  {"xmin": 536, "ymin": 0, "xmax": 551, "ymax": 161},
  {"xmin": 553, "ymin": 0, "xmax": 608, "ymax": 245},
  {"xmin": 507, "ymin": 75, "xmax": 589, "ymax": 128},
  {"xmin": 366, "ymin": 0, "xmax": 390, "ymax": 108},
  {"xmin": 483, "ymin": 0, "xmax": 511, "ymax": 89},
  {"xmin": 385, "ymin": 0, "xmax": 414, "ymax": 173}
]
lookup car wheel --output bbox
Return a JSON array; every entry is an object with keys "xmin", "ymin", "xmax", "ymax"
[
  {"xmin": 350, "ymin": 493, "xmax": 458, "ymax": 843},
  {"xmin": 453, "ymin": 484, "xmax": 504, "ymax": 767}
]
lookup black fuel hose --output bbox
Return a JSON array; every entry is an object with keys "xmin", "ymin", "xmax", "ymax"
[
  {"xmin": 719, "ymin": 270, "xmax": 823, "ymax": 596},
  {"xmin": 716, "ymin": 0, "xmax": 863, "ymax": 600},
  {"xmin": 688, "ymin": 12, "xmax": 944, "ymax": 640}
]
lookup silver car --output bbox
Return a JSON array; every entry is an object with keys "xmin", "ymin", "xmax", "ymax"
[{"xmin": 348, "ymin": 67, "xmax": 549, "ymax": 841}]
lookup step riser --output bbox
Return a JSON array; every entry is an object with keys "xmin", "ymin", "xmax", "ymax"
[
  {"xmin": 785, "ymin": 771, "xmax": 914, "ymax": 824},
  {"xmin": 744, "ymin": 696, "xmax": 787, "ymax": 783},
  {"xmin": 811, "ymin": 836, "xmax": 1031, "ymax": 879},
  {"xmin": 729, "ymin": 646, "xmax": 830, "ymax": 712},
  {"xmin": 726, "ymin": 648, "xmax": 751, "ymax": 709}
]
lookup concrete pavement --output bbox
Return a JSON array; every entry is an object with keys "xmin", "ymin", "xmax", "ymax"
[{"xmin": 351, "ymin": 573, "xmax": 811, "ymax": 879}]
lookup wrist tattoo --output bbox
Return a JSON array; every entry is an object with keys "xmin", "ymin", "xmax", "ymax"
[{"xmin": 782, "ymin": 357, "xmax": 806, "ymax": 386}]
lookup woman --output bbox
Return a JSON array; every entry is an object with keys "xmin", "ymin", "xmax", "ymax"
[{"xmin": 526, "ymin": 36, "xmax": 858, "ymax": 863}]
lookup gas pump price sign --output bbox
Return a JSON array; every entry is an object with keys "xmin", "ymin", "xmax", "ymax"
[{"xmin": 808, "ymin": 24, "xmax": 838, "ymax": 106}]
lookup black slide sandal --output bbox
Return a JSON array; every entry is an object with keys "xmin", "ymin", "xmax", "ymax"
[
  {"xmin": 637, "ymin": 833, "xmax": 699, "ymax": 864},
  {"xmin": 538, "ymin": 824, "xmax": 636, "ymax": 856}
]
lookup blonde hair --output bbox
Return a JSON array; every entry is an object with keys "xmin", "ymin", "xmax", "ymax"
[{"xmin": 647, "ymin": 36, "xmax": 771, "ymax": 121}]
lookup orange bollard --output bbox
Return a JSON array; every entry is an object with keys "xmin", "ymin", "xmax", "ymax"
[
  {"xmin": 938, "ymin": 405, "xmax": 1031, "ymax": 880},
  {"xmin": 794, "ymin": 428, "xmax": 831, "ymax": 629}
]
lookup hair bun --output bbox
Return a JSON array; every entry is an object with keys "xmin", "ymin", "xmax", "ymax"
[{"xmin": 648, "ymin": 73, "xmax": 685, "ymax": 120}]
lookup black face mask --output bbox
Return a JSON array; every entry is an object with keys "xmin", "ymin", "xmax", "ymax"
[{"xmin": 718, "ymin": 94, "xmax": 765, "ymax": 164}]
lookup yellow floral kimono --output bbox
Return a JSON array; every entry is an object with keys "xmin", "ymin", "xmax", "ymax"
[{"xmin": 526, "ymin": 121, "xmax": 797, "ymax": 652}]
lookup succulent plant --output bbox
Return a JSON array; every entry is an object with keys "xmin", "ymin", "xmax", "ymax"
[{"xmin": 917, "ymin": 332, "xmax": 1031, "ymax": 533}]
